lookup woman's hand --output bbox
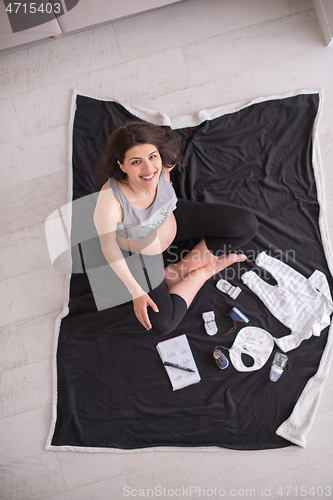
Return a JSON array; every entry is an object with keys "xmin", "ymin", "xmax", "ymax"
[{"xmin": 132, "ymin": 293, "xmax": 159, "ymax": 330}]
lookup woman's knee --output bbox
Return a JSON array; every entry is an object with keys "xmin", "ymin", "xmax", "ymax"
[
  {"xmin": 150, "ymin": 320, "xmax": 174, "ymax": 336},
  {"xmin": 149, "ymin": 308, "xmax": 176, "ymax": 335},
  {"xmin": 242, "ymin": 211, "xmax": 259, "ymax": 240},
  {"xmin": 149, "ymin": 293, "xmax": 187, "ymax": 336},
  {"xmin": 206, "ymin": 210, "xmax": 259, "ymax": 255},
  {"xmin": 228, "ymin": 211, "xmax": 258, "ymax": 250}
]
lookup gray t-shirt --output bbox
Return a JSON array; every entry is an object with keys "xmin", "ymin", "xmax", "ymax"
[{"xmin": 108, "ymin": 173, "xmax": 178, "ymax": 240}]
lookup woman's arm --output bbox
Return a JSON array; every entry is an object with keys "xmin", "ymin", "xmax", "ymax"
[{"xmin": 94, "ymin": 187, "xmax": 159, "ymax": 329}]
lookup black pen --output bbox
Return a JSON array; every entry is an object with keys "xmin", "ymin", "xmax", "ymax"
[{"xmin": 163, "ymin": 361, "xmax": 195, "ymax": 373}]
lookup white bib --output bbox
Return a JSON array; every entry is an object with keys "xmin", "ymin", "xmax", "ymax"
[{"xmin": 229, "ymin": 326, "xmax": 274, "ymax": 372}]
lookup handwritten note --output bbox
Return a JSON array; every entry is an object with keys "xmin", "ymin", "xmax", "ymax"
[{"xmin": 156, "ymin": 334, "xmax": 201, "ymax": 391}]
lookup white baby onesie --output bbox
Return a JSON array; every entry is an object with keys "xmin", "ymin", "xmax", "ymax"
[{"xmin": 241, "ymin": 252, "xmax": 333, "ymax": 352}]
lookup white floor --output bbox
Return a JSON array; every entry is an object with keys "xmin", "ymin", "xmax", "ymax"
[{"xmin": 1, "ymin": 0, "xmax": 333, "ymax": 499}]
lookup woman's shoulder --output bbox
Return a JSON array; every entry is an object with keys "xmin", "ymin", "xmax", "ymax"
[
  {"xmin": 95, "ymin": 179, "xmax": 122, "ymax": 224},
  {"xmin": 99, "ymin": 179, "xmax": 117, "ymax": 202},
  {"xmin": 100, "ymin": 178, "xmax": 121, "ymax": 199},
  {"xmin": 101, "ymin": 179, "xmax": 112, "ymax": 191}
]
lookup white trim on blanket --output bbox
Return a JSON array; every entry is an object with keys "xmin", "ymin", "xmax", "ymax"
[{"xmin": 45, "ymin": 88, "xmax": 333, "ymax": 452}]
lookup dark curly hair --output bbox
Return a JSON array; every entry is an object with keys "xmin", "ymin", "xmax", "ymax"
[{"xmin": 95, "ymin": 120, "xmax": 183, "ymax": 184}]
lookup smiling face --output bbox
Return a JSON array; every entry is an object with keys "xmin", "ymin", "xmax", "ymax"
[{"xmin": 118, "ymin": 143, "xmax": 163, "ymax": 193}]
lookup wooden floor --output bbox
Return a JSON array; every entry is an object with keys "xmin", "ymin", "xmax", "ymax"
[{"xmin": 1, "ymin": 0, "xmax": 333, "ymax": 498}]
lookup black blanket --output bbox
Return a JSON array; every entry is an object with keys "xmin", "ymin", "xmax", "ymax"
[{"xmin": 46, "ymin": 91, "xmax": 333, "ymax": 451}]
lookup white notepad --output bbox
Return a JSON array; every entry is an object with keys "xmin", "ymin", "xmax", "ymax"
[{"xmin": 156, "ymin": 334, "xmax": 201, "ymax": 391}]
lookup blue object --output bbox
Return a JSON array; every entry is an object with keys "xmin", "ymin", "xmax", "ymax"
[
  {"xmin": 226, "ymin": 307, "xmax": 249, "ymax": 323},
  {"xmin": 213, "ymin": 348, "xmax": 229, "ymax": 369}
]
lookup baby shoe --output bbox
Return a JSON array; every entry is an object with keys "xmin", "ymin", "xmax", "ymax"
[{"xmin": 213, "ymin": 348, "xmax": 229, "ymax": 369}]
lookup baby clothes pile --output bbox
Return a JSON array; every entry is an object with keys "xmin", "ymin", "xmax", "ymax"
[{"xmin": 209, "ymin": 251, "xmax": 333, "ymax": 374}]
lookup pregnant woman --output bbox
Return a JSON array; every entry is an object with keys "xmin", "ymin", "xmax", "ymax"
[{"xmin": 94, "ymin": 121, "xmax": 258, "ymax": 334}]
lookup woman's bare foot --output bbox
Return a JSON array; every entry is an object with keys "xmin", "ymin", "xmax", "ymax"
[
  {"xmin": 167, "ymin": 253, "xmax": 247, "ymax": 307},
  {"xmin": 200, "ymin": 253, "xmax": 247, "ymax": 279},
  {"xmin": 165, "ymin": 253, "xmax": 246, "ymax": 288}
]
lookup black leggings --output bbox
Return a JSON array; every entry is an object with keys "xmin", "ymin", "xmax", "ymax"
[{"xmin": 148, "ymin": 199, "xmax": 258, "ymax": 335}]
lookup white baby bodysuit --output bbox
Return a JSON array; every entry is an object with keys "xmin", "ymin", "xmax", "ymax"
[{"xmin": 241, "ymin": 252, "xmax": 333, "ymax": 352}]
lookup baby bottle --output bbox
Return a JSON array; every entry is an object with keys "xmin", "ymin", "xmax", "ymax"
[{"xmin": 270, "ymin": 352, "xmax": 288, "ymax": 382}]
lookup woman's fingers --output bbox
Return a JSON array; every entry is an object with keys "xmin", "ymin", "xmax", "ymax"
[
  {"xmin": 143, "ymin": 310, "xmax": 152, "ymax": 330},
  {"xmin": 138, "ymin": 311, "xmax": 151, "ymax": 330},
  {"xmin": 134, "ymin": 308, "xmax": 150, "ymax": 330},
  {"xmin": 138, "ymin": 301, "xmax": 152, "ymax": 330},
  {"xmin": 142, "ymin": 296, "xmax": 159, "ymax": 329},
  {"xmin": 147, "ymin": 296, "xmax": 159, "ymax": 313},
  {"xmin": 134, "ymin": 304, "xmax": 150, "ymax": 330},
  {"xmin": 133, "ymin": 294, "xmax": 159, "ymax": 330}
]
